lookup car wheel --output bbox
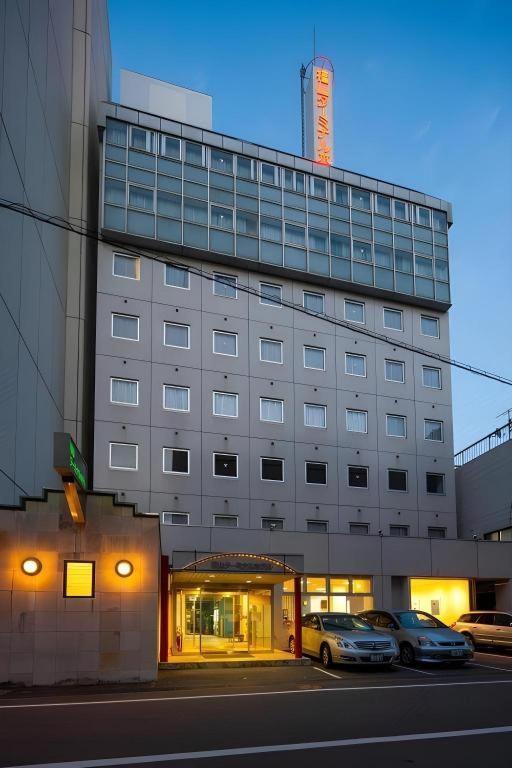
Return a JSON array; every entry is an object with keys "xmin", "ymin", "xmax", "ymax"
[
  {"xmin": 462, "ymin": 633, "xmax": 475, "ymax": 652},
  {"xmin": 321, "ymin": 643, "xmax": 332, "ymax": 668},
  {"xmin": 400, "ymin": 643, "xmax": 415, "ymax": 666},
  {"xmin": 288, "ymin": 636, "xmax": 295, "ymax": 654}
]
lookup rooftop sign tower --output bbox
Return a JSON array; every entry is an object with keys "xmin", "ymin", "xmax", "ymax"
[{"xmin": 301, "ymin": 56, "xmax": 334, "ymax": 165}]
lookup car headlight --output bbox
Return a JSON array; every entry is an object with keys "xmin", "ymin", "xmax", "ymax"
[
  {"xmin": 335, "ymin": 638, "xmax": 355, "ymax": 649},
  {"xmin": 418, "ymin": 635, "xmax": 437, "ymax": 647}
]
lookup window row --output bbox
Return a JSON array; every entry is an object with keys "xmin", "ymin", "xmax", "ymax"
[{"xmin": 106, "ymin": 121, "xmax": 448, "ymax": 231}]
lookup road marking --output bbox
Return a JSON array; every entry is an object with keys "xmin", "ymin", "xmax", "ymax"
[
  {"xmin": 475, "ymin": 652, "xmax": 512, "ymax": 660},
  {"xmin": 313, "ymin": 666, "xmax": 343, "ymax": 679},
  {"xmin": 393, "ymin": 664, "xmax": 434, "ymax": 676},
  {"xmin": 469, "ymin": 662, "xmax": 512, "ymax": 673},
  {"xmin": 4, "ymin": 725, "xmax": 512, "ymax": 767},
  {"xmin": 1, "ymin": 678, "xmax": 512, "ymax": 710}
]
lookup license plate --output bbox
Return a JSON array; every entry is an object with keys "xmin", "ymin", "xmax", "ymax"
[
  {"xmin": 451, "ymin": 649, "xmax": 464, "ymax": 656},
  {"xmin": 370, "ymin": 654, "xmax": 384, "ymax": 662}
]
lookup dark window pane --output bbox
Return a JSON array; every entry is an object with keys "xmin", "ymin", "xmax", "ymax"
[
  {"xmin": 214, "ymin": 453, "xmax": 238, "ymax": 477},
  {"xmin": 348, "ymin": 466, "xmax": 368, "ymax": 488},
  {"xmin": 388, "ymin": 469, "xmax": 407, "ymax": 491},
  {"xmin": 306, "ymin": 462, "xmax": 327, "ymax": 484},
  {"xmin": 261, "ymin": 458, "xmax": 284, "ymax": 481}
]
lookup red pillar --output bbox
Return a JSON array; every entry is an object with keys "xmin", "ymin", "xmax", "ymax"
[
  {"xmin": 159, "ymin": 555, "xmax": 169, "ymax": 662},
  {"xmin": 293, "ymin": 575, "xmax": 303, "ymax": 659}
]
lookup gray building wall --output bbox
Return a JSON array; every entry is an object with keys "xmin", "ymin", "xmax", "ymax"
[
  {"xmin": 0, "ymin": 0, "xmax": 111, "ymax": 505},
  {"xmin": 456, "ymin": 440, "xmax": 512, "ymax": 539},
  {"xmin": 94, "ymin": 242, "xmax": 457, "ymax": 540}
]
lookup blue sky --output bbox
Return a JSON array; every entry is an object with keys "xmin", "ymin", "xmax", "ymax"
[{"xmin": 108, "ymin": 0, "xmax": 512, "ymax": 452}]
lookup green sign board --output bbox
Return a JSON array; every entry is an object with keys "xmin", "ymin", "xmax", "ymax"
[{"xmin": 54, "ymin": 433, "xmax": 88, "ymax": 490}]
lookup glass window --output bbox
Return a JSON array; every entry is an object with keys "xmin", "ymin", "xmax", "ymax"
[
  {"xmin": 330, "ymin": 578, "xmax": 350, "ymax": 593},
  {"xmin": 417, "ymin": 207, "xmax": 431, "ymax": 227},
  {"xmin": 261, "ymin": 162, "xmax": 280, "ymax": 186},
  {"xmin": 375, "ymin": 195, "xmax": 391, "ymax": 216},
  {"xmin": 344, "ymin": 299, "xmax": 365, "ymax": 323},
  {"xmin": 156, "ymin": 191, "xmax": 181, "ymax": 218},
  {"xmin": 110, "ymin": 378, "xmax": 138, "ymax": 406},
  {"xmin": 185, "ymin": 141, "xmax": 204, "ymax": 165},
  {"xmin": 385, "ymin": 359, "xmax": 405, "ymax": 383},
  {"xmin": 236, "ymin": 210, "xmax": 258, "ymax": 236},
  {"xmin": 428, "ymin": 527, "xmax": 446, "ymax": 539},
  {"xmin": 105, "ymin": 178, "xmax": 127, "ymax": 206},
  {"xmin": 260, "ymin": 216, "xmax": 282, "ymax": 242},
  {"xmin": 345, "ymin": 353, "xmax": 366, "ymax": 377},
  {"xmin": 306, "ymin": 577, "xmax": 327, "ymax": 592},
  {"xmin": 388, "ymin": 469, "xmax": 407, "ymax": 492},
  {"xmin": 395, "ymin": 250, "xmax": 413, "ymax": 273},
  {"xmin": 304, "ymin": 403, "xmax": 327, "ymax": 428},
  {"xmin": 435, "ymin": 260, "xmax": 449, "ymax": 281},
  {"xmin": 213, "ymin": 272, "xmax": 237, "ymax": 298},
  {"xmin": 163, "ymin": 385, "xmax": 190, "ymax": 412},
  {"xmin": 213, "ymin": 330, "xmax": 238, "ymax": 356},
  {"xmin": 351, "ymin": 188, "xmax": 371, "ymax": 210},
  {"xmin": 433, "ymin": 210, "xmax": 447, "ymax": 232},
  {"xmin": 236, "ymin": 156, "xmax": 256, "ymax": 179},
  {"xmin": 424, "ymin": 419, "xmax": 443, "ymax": 442},
  {"xmin": 310, "ymin": 176, "xmax": 327, "ymax": 198},
  {"xmin": 415, "ymin": 255, "xmax": 433, "ymax": 277},
  {"xmin": 160, "ymin": 135, "xmax": 180, "ymax": 159},
  {"xmin": 165, "ymin": 264, "xmax": 189, "ymax": 289},
  {"xmin": 130, "ymin": 127, "xmax": 154, "ymax": 153},
  {"xmin": 308, "ymin": 228, "xmax": 328, "ymax": 253},
  {"xmin": 164, "ymin": 322, "xmax": 190, "ymax": 348},
  {"xmin": 394, "ymin": 200, "xmax": 409, "ymax": 221},
  {"xmin": 303, "ymin": 291, "xmax": 325, "ymax": 314},
  {"xmin": 374, "ymin": 244, "xmax": 393, "ymax": 269},
  {"xmin": 260, "ymin": 338, "xmax": 283, "ymax": 364},
  {"xmin": 262, "ymin": 518, "xmax": 284, "ymax": 530},
  {"xmin": 163, "ymin": 448, "xmax": 189, "ymax": 474},
  {"xmin": 109, "ymin": 442, "xmax": 138, "ymax": 470},
  {"xmin": 285, "ymin": 223, "xmax": 305, "ymax": 247},
  {"xmin": 352, "ymin": 578, "xmax": 372, "ymax": 593},
  {"xmin": 213, "ymin": 391, "xmax": 238, "ymax": 418},
  {"xmin": 307, "ymin": 520, "xmax": 328, "ymax": 533},
  {"xmin": 350, "ymin": 523, "xmax": 369, "ymax": 535},
  {"xmin": 330, "ymin": 234, "xmax": 350, "ymax": 258},
  {"xmin": 213, "ymin": 453, "xmax": 238, "ymax": 478},
  {"xmin": 383, "ymin": 308, "xmax": 403, "ymax": 331},
  {"xmin": 390, "ymin": 525, "xmax": 409, "ymax": 537},
  {"xmin": 422, "ymin": 366, "xmax": 442, "ymax": 389},
  {"xmin": 426, "ymin": 473, "xmax": 445, "ymax": 494},
  {"xmin": 113, "ymin": 253, "xmax": 139, "ymax": 280},
  {"xmin": 260, "ymin": 397, "xmax": 284, "ymax": 423},
  {"xmin": 304, "ymin": 345, "xmax": 325, "ymax": 370},
  {"xmin": 261, "ymin": 457, "xmax": 284, "ymax": 482},
  {"xmin": 386, "ymin": 414, "xmax": 407, "ymax": 438},
  {"xmin": 106, "ymin": 119, "xmax": 127, "ymax": 146},
  {"xmin": 184, "ymin": 197, "xmax": 208, "ymax": 224},
  {"xmin": 128, "ymin": 185, "xmax": 154, "ymax": 211},
  {"xmin": 305, "ymin": 462, "xmax": 327, "ymax": 485},
  {"xmin": 112, "ymin": 313, "xmax": 139, "ymax": 341},
  {"xmin": 332, "ymin": 183, "xmax": 349, "ymax": 205},
  {"xmin": 346, "ymin": 409, "xmax": 368, "ymax": 433},
  {"xmin": 421, "ymin": 315, "xmax": 440, "ymax": 338},
  {"xmin": 348, "ymin": 466, "xmax": 368, "ymax": 488},
  {"xmin": 211, "ymin": 205, "xmax": 233, "ymax": 230},
  {"xmin": 162, "ymin": 512, "xmax": 189, "ymax": 526},
  {"xmin": 353, "ymin": 241, "xmax": 372, "ymax": 262},
  {"xmin": 213, "ymin": 515, "xmax": 239, "ymax": 528},
  {"xmin": 210, "ymin": 149, "xmax": 233, "ymax": 174},
  {"xmin": 260, "ymin": 282, "xmax": 282, "ymax": 306}
]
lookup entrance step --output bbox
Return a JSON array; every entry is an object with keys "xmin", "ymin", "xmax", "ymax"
[{"xmin": 159, "ymin": 654, "xmax": 311, "ymax": 670}]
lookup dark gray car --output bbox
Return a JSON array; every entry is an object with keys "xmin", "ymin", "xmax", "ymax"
[{"xmin": 451, "ymin": 611, "xmax": 512, "ymax": 650}]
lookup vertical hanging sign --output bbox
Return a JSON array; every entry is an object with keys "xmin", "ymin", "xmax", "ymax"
[{"xmin": 304, "ymin": 58, "xmax": 334, "ymax": 166}]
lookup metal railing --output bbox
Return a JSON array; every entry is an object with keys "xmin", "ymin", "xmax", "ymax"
[{"xmin": 455, "ymin": 420, "xmax": 512, "ymax": 467}]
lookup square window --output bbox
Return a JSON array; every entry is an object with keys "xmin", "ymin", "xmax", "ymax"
[
  {"xmin": 130, "ymin": 126, "xmax": 154, "ymax": 153},
  {"xmin": 236, "ymin": 210, "xmax": 258, "ymax": 236},
  {"xmin": 351, "ymin": 188, "xmax": 371, "ymax": 210},
  {"xmin": 307, "ymin": 520, "xmax": 328, "ymax": 533},
  {"xmin": 260, "ymin": 397, "xmax": 284, "ymax": 423},
  {"xmin": 213, "ymin": 391, "xmax": 238, "ymax": 418},
  {"xmin": 262, "ymin": 518, "xmax": 284, "ymax": 530},
  {"xmin": 426, "ymin": 473, "xmax": 445, "ymax": 494},
  {"xmin": 348, "ymin": 466, "xmax": 368, "ymax": 488},
  {"xmin": 345, "ymin": 353, "xmax": 366, "ymax": 377},
  {"xmin": 214, "ymin": 515, "xmax": 238, "ymax": 527},
  {"xmin": 163, "ymin": 448, "xmax": 189, "ymax": 474},
  {"xmin": 346, "ymin": 409, "xmax": 368, "ymax": 433},
  {"xmin": 305, "ymin": 461, "xmax": 327, "ymax": 485},
  {"xmin": 421, "ymin": 315, "xmax": 440, "ymax": 338},
  {"xmin": 63, "ymin": 561, "xmax": 95, "ymax": 598},
  {"xmin": 164, "ymin": 322, "xmax": 190, "ymax": 349},
  {"xmin": 353, "ymin": 240, "xmax": 372, "ymax": 262},
  {"xmin": 261, "ymin": 162, "xmax": 280, "ymax": 185},
  {"xmin": 390, "ymin": 525, "xmax": 409, "ymax": 537},
  {"xmin": 332, "ymin": 183, "xmax": 349, "ymax": 205},
  {"xmin": 310, "ymin": 176, "xmax": 327, "ymax": 198},
  {"xmin": 128, "ymin": 184, "xmax": 154, "ymax": 211},
  {"xmin": 285, "ymin": 223, "xmax": 305, "ymax": 247},
  {"xmin": 113, "ymin": 253, "xmax": 140, "ymax": 280},
  {"xmin": 303, "ymin": 290, "xmax": 325, "ymax": 314},
  {"xmin": 160, "ymin": 135, "xmax": 181, "ymax": 159},
  {"xmin": 304, "ymin": 403, "xmax": 326, "ymax": 428},
  {"xmin": 417, "ymin": 207, "xmax": 431, "ymax": 227},
  {"xmin": 210, "ymin": 148, "xmax": 233, "ymax": 174},
  {"xmin": 433, "ymin": 210, "xmax": 447, "ymax": 232},
  {"xmin": 211, "ymin": 205, "xmax": 233, "ymax": 230},
  {"xmin": 162, "ymin": 512, "xmax": 189, "ymax": 525},
  {"xmin": 375, "ymin": 195, "xmax": 391, "ymax": 216},
  {"xmin": 261, "ymin": 457, "xmax": 284, "ymax": 482},
  {"xmin": 184, "ymin": 197, "xmax": 208, "ymax": 224},
  {"xmin": 350, "ymin": 523, "xmax": 369, "ymax": 535},
  {"xmin": 344, "ymin": 299, "xmax": 365, "ymax": 323},
  {"xmin": 213, "ymin": 273, "xmax": 237, "ymax": 298},
  {"xmin": 424, "ymin": 419, "xmax": 444, "ymax": 442},
  {"xmin": 109, "ymin": 442, "xmax": 138, "ymax": 471},
  {"xmin": 386, "ymin": 414, "xmax": 407, "ymax": 438},
  {"xmin": 213, "ymin": 330, "xmax": 238, "ymax": 356},
  {"xmin": 165, "ymin": 264, "xmax": 190, "ymax": 289},
  {"xmin": 163, "ymin": 385, "xmax": 190, "ymax": 412},
  {"xmin": 260, "ymin": 216, "xmax": 282, "ymax": 242},
  {"xmin": 112, "ymin": 313, "xmax": 139, "ymax": 341},
  {"xmin": 213, "ymin": 453, "xmax": 238, "ymax": 478},
  {"xmin": 304, "ymin": 345, "xmax": 325, "ymax": 370},
  {"xmin": 260, "ymin": 338, "xmax": 283, "ymax": 364},
  {"xmin": 260, "ymin": 282, "xmax": 282, "ymax": 306},
  {"xmin": 236, "ymin": 156, "xmax": 256, "ymax": 179},
  {"xmin": 110, "ymin": 378, "xmax": 138, "ymax": 406},
  {"xmin": 428, "ymin": 527, "xmax": 446, "ymax": 539},
  {"xmin": 385, "ymin": 359, "xmax": 405, "ymax": 383},
  {"xmin": 422, "ymin": 366, "xmax": 442, "ymax": 389},
  {"xmin": 394, "ymin": 200, "xmax": 409, "ymax": 221},
  {"xmin": 388, "ymin": 469, "xmax": 407, "ymax": 492},
  {"xmin": 383, "ymin": 308, "xmax": 403, "ymax": 331},
  {"xmin": 185, "ymin": 141, "xmax": 205, "ymax": 165}
]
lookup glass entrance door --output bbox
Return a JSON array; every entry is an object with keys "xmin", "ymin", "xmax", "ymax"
[{"xmin": 178, "ymin": 589, "xmax": 249, "ymax": 653}]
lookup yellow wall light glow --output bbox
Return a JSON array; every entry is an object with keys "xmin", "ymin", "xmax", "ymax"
[
  {"xmin": 21, "ymin": 557, "xmax": 42, "ymax": 576},
  {"xmin": 409, "ymin": 578, "xmax": 470, "ymax": 626},
  {"xmin": 115, "ymin": 559, "xmax": 134, "ymax": 578}
]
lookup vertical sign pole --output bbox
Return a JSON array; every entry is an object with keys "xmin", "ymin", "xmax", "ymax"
[
  {"xmin": 294, "ymin": 576, "xmax": 303, "ymax": 659},
  {"xmin": 159, "ymin": 555, "xmax": 169, "ymax": 662}
]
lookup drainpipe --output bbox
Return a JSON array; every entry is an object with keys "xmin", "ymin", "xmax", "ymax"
[
  {"xmin": 294, "ymin": 576, "xmax": 303, "ymax": 659},
  {"xmin": 159, "ymin": 555, "xmax": 169, "ymax": 662}
]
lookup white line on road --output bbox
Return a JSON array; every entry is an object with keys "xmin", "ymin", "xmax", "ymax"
[
  {"xmin": 393, "ymin": 664, "xmax": 434, "ymax": 676},
  {"xmin": 469, "ymin": 662, "xmax": 512, "ymax": 673},
  {"xmin": 313, "ymin": 666, "xmax": 343, "ymax": 679},
  {"xmin": 4, "ymin": 725, "xmax": 512, "ymax": 767},
  {"xmin": 475, "ymin": 652, "xmax": 512, "ymax": 660},
  {"xmin": 1, "ymin": 678, "xmax": 512, "ymax": 710}
]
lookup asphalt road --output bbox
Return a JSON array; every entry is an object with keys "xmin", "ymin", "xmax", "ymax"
[{"xmin": 1, "ymin": 649, "xmax": 512, "ymax": 767}]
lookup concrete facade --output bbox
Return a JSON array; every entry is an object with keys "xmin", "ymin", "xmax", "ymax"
[
  {"xmin": 0, "ymin": 490, "xmax": 160, "ymax": 686},
  {"xmin": 0, "ymin": 0, "xmax": 111, "ymax": 506}
]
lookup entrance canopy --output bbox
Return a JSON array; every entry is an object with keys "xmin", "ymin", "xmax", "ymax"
[{"xmin": 171, "ymin": 552, "xmax": 299, "ymax": 587}]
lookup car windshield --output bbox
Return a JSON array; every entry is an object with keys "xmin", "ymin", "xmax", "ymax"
[
  {"xmin": 321, "ymin": 614, "xmax": 374, "ymax": 632},
  {"xmin": 395, "ymin": 611, "xmax": 446, "ymax": 629}
]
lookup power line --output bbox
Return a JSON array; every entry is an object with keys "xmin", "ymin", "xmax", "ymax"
[{"xmin": 1, "ymin": 195, "xmax": 512, "ymax": 387}]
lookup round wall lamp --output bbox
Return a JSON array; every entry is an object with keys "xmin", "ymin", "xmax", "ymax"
[
  {"xmin": 115, "ymin": 559, "xmax": 134, "ymax": 578},
  {"xmin": 22, "ymin": 557, "xmax": 42, "ymax": 576}
]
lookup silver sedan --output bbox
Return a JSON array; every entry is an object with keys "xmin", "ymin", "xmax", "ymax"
[{"xmin": 289, "ymin": 612, "xmax": 399, "ymax": 668}]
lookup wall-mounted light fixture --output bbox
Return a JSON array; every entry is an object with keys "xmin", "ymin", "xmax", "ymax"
[
  {"xmin": 21, "ymin": 558, "xmax": 42, "ymax": 576},
  {"xmin": 115, "ymin": 560, "xmax": 134, "ymax": 578}
]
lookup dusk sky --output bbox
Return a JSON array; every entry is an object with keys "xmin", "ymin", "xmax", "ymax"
[{"xmin": 109, "ymin": 0, "xmax": 512, "ymax": 452}]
